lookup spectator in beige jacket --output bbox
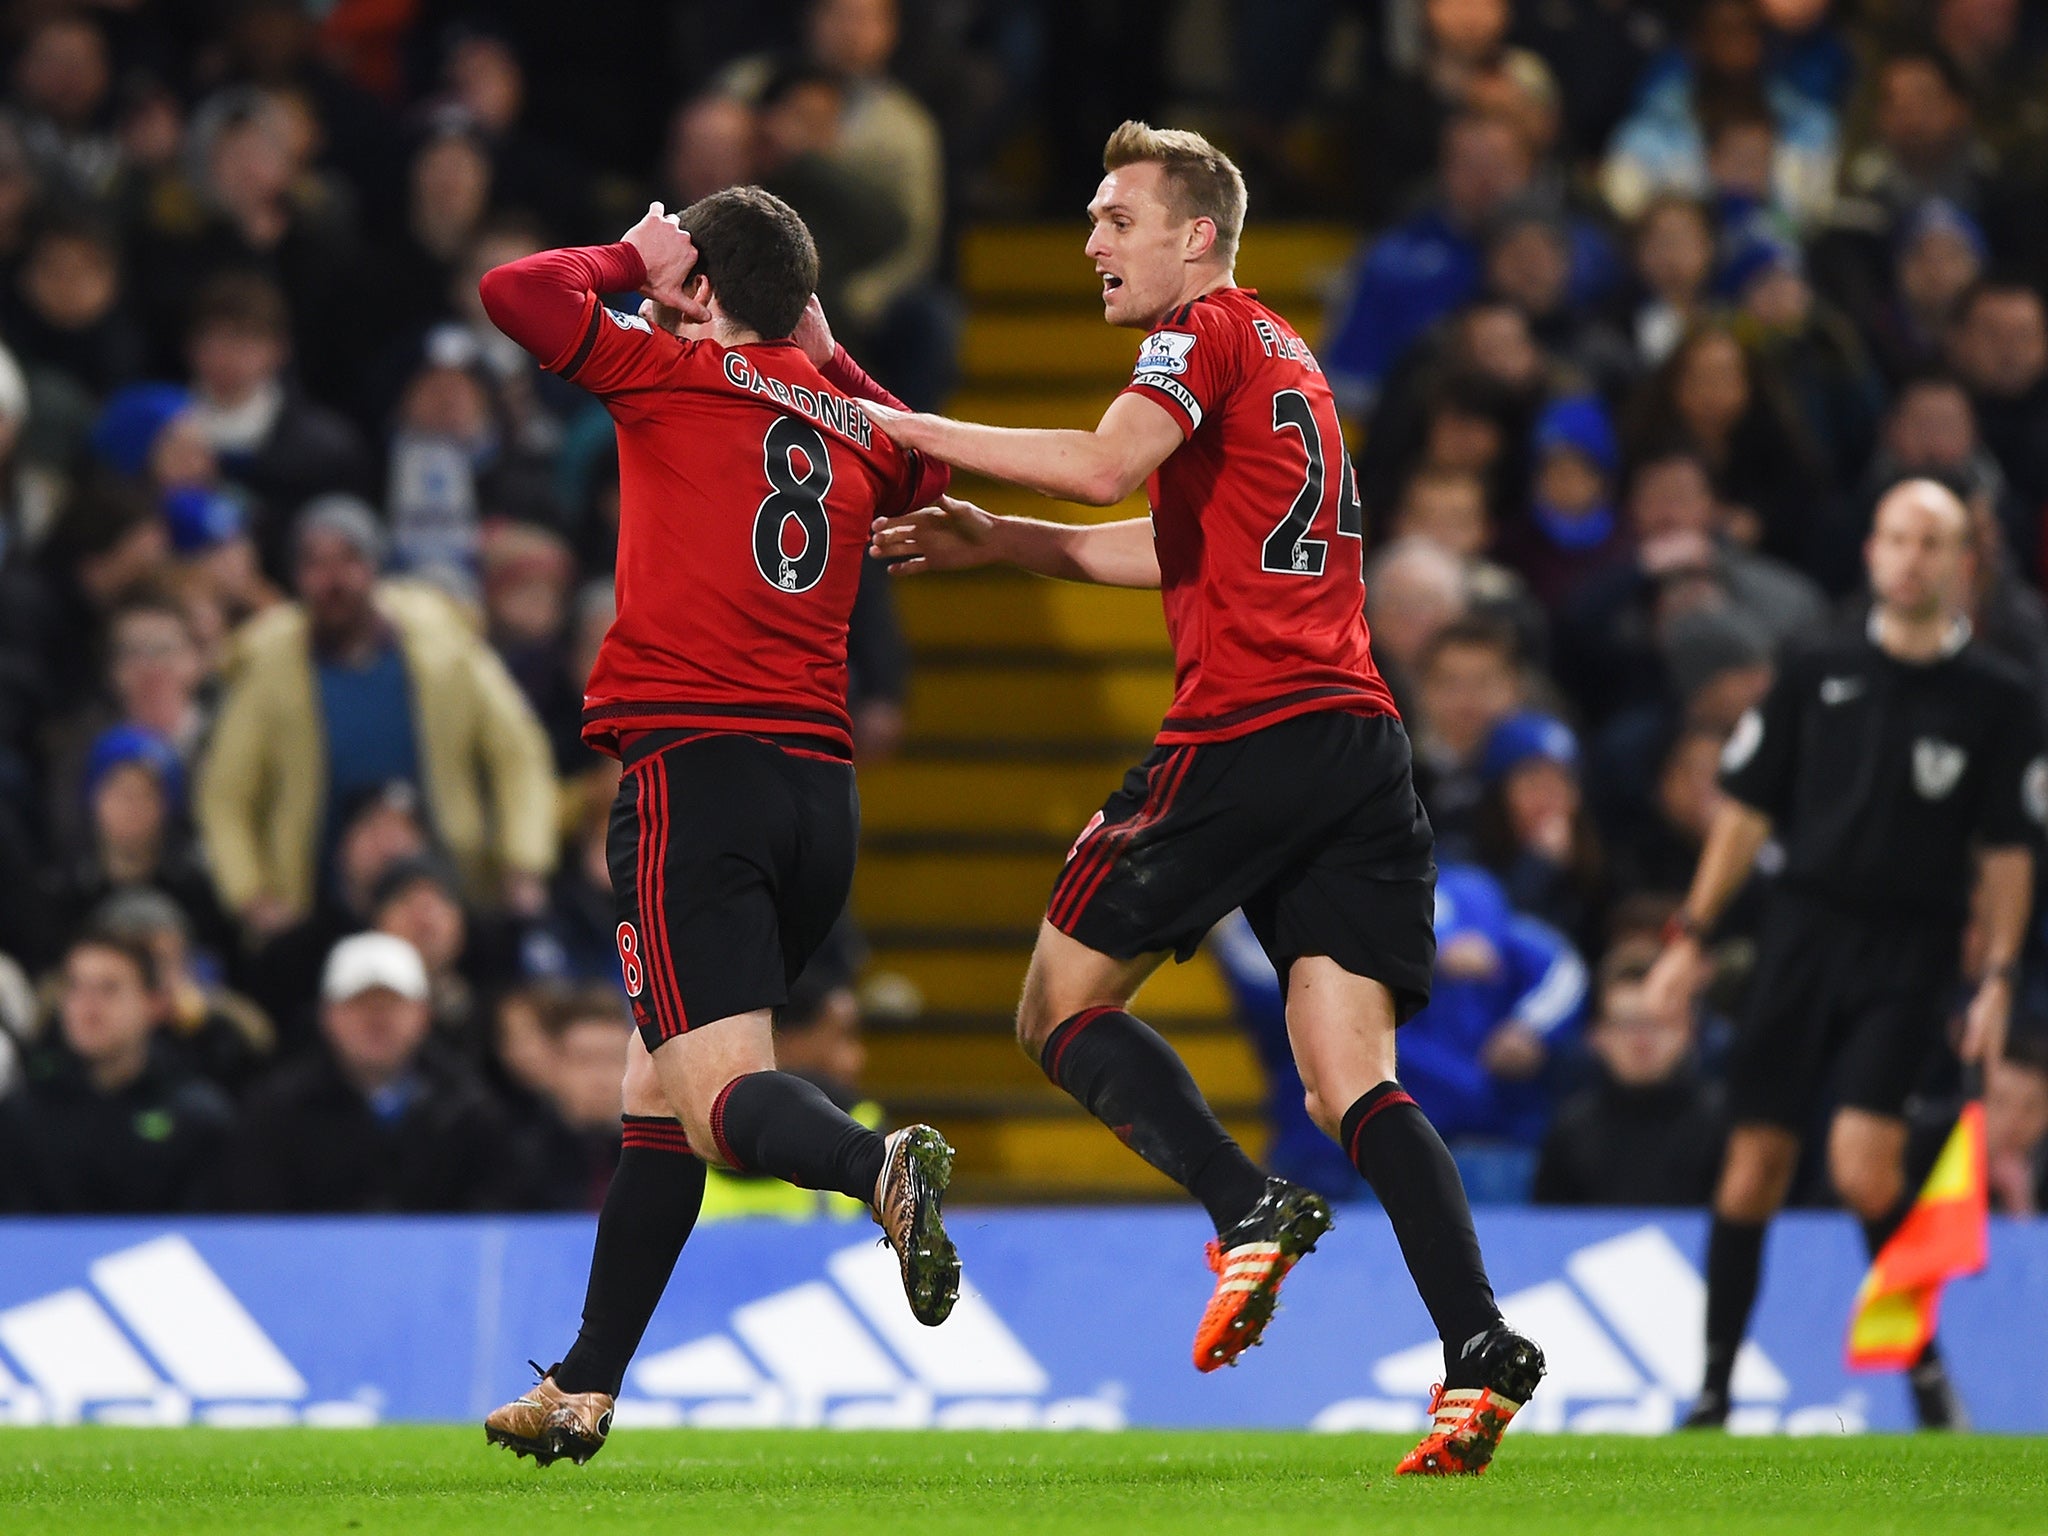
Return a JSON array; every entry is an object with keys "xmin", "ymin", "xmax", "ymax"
[{"xmin": 196, "ymin": 497, "xmax": 556, "ymax": 944}]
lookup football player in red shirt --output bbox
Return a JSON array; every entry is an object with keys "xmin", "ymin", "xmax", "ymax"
[
  {"xmin": 476, "ymin": 190, "xmax": 958, "ymax": 1466},
  {"xmin": 870, "ymin": 124, "xmax": 1543, "ymax": 1474}
]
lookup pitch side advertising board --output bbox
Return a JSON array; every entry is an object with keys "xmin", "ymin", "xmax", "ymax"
[{"xmin": 0, "ymin": 1209, "xmax": 2042, "ymax": 1433}]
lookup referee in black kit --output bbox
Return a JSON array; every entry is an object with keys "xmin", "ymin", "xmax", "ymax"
[{"xmin": 1647, "ymin": 479, "xmax": 2045, "ymax": 1430}]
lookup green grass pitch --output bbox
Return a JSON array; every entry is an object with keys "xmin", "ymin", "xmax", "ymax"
[{"xmin": 6, "ymin": 1428, "xmax": 2046, "ymax": 1535}]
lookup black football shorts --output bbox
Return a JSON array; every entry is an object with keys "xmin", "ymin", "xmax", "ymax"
[
  {"xmin": 608, "ymin": 730, "xmax": 857, "ymax": 1050},
  {"xmin": 1726, "ymin": 887, "xmax": 1964, "ymax": 1129},
  {"xmin": 1049, "ymin": 709, "xmax": 1438, "ymax": 1022}
]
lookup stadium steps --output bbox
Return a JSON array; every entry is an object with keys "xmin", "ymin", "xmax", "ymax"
[
  {"xmin": 895, "ymin": 568, "xmax": 1168, "ymax": 655},
  {"xmin": 866, "ymin": 945, "xmax": 1231, "ymax": 1018},
  {"xmin": 865, "ymin": 1021, "xmax": 1257, "ymax": 1102},
  {"xmin": 854, "ymin": 221, "xmax": 1354, "ymax": 1203}
]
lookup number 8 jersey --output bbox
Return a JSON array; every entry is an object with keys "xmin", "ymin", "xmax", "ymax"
[
  {"xmin": 484, "ymin": 242, "xmax": 947, "ymax": 761},
  {"xmin": 1123, "ymin": 287, "xmax": 1397, "ymax": 745}
]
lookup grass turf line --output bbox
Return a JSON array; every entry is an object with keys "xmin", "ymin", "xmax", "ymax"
[{"xmin": 5, "ymin": 1428, "xmax": 2046, "ymax": 1536}]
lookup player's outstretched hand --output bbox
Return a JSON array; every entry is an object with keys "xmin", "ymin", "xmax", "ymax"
[
  {"xmin": 860, "ymin": 396, "xmax": 912, "ymax": 438},
  {"xmin": 623, "ymin": 202, "xmax": 711, "ymax": 323},
  {"xmin": 794, "ymin": 295, "xmax": 836, "ymax": 367},
  {"xmin": 871, "ymin": 496, "xmax": 999, "ymax": 574}
]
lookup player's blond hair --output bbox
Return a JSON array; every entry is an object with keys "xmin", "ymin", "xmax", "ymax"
[{"xmin": 1102, "ymin": 121, "xmax": 1246, "ymax": 265}]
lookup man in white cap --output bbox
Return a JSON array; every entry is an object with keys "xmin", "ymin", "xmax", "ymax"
[{"xmin": 216, "ymin": 932, "xmax": 532, "ymax": 1211}]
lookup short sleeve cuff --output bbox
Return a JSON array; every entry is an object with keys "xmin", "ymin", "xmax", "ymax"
[{"xmin": 1122, "ymin": 375, "xmax": 1202, "ymax": 437}]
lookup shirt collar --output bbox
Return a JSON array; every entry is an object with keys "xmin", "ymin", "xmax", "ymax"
[{"xmin": 1866, "ymin": 607, "xmax": 1972, "ymax": 659}]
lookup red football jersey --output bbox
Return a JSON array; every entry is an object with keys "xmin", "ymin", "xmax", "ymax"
[
  {"xmin": 484, "ymin": 245, "xmax": 941, "ymax": 760},
  {"xmin": 1121, "ymin": 287, "xmax": 1397, "ymax": 745}
]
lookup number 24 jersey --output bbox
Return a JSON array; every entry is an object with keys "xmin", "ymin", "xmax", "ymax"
[
  {"xmin": 552, "ymin": 303, "xmax": 940, "ymax": 759},
  {"xmin": 1122, "ymin": 286, "xmax": 1397, "ymax": 746}
]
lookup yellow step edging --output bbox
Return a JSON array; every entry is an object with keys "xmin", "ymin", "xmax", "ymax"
[
  {"xmin": 860, "ymin": 759, "xmax": 1132, "ymax": 840},
  {"xmin": 896, "ymin": 571, "xmax": 1168, "ymax": 655},
  {"xmin": 866, "ymin": 944, "xmax": 1234, "ymax": 1018},
  {"xmin": 864, "ymin": 1029, "xmax": 1260, "ymax": 1102},
  {"xmin": 905, "ymin": 664, "xmax": 1174, "ymax": 746},
  {"xmin": 854, "ymin": 848, "xmax": 1060, "ymax": 930}
]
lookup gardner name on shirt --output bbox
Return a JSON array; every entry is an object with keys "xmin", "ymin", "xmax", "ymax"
[{"xmin": 721, "ymin": 351, "xmax": 875, "ymax": 449}]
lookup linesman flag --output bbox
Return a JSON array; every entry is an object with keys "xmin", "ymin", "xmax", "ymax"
[{"xmin": 1845, "ymin": 1101, "xmax": 1990, "ymax": 1372}]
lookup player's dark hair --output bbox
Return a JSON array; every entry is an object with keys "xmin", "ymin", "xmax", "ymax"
[
  {"xmin": 677, "ymin": 186, "xmax": 819, "ymax": 340},
  {"xmin": 67, "ymin": 926, "xmax": 162, "ymax": 995}
]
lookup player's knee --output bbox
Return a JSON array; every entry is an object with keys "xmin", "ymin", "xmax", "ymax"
[
  {"xmin": 1714, "ymin": 1178, "xmax": 1778, "ymax": 1223},
  {"xmin": 621, "ymin": 1076, "xmax": 669, "ymax": 1119},
  {"xmin": 1715, "ymin": 1139, "xmax": 1795, "ymax": 1221},
  {"xmin": 1829, "ymin": 1151, "xmax": 1903, "ymax": 1221},
  {"xmin": 1014, "ymin": 997, "xmax": 1056, "ymax": 1057},
  {"xmin": 1302, "ymin": 1087, "xmax": 1343, "ymax": 1141},
  {"xmin": 1014, "ymin": 978, "xmax": 1091, "ymax": 1057},
  {"xmin": 620, "ymin": 1048, "xmax": 667, "ymax": 1118},
  {"xmin": 676, "ymin": 1090, "xmax": 732, "ymax": 1171}
]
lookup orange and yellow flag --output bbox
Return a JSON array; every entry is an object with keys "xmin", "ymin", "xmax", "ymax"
[{"xmin": 1845, "ymin": 1101, "xmax": 1990, "ymax": 1372}]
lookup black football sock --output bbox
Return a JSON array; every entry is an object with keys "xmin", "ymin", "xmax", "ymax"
[
  {"xmin": 1701, "ymin": 1216, "xmax": 1768, "ymax": 1402},
  {"xmin": 710, "ymin": 1070, "xmax": 889, "ymax": 1200},
  {"xmin": 1039, "ymin": 1006, "xmax": 1268, "ymax": 1232},
  {"xmin": 554, "ymin": 1116, "xmax": 706, "ymax": 1397},
  {"xmin": 1340, "ymin": 1082, "xmax": 1502, "ymax": 1385}
]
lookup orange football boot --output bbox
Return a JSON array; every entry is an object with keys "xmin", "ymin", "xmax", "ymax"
[
  {"xmin": 1192, "ymin": 1178, "xmax": 1333, "ymax": 1372},
  {"xmin": 1395, "ymin": 1326, "xmax": 1545, "ymax": 1475}
]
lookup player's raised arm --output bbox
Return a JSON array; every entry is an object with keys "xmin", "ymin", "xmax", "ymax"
[
  {"xmin": 478, "ymin": 202, "xmax": 708, "ymax": 371},
  {"xmin": 871, "ymin": 496, "xmax": 1160, "ymax": 588},
  {"xmin": 865, "ymin": 390, "xmax": 1185, "ymax": 507}
]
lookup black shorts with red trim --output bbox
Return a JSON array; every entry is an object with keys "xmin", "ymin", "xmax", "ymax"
[
  {"xmin": 607, "ymin": 729, "xmax": 858, "ymax": 1051},
  {"xmin": 1049, "ymin": 708, "xmax": 1437, "ymax": 1021}
]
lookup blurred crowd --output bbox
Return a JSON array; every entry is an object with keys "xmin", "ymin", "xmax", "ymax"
[
  {"xmin": 1226, "ymin": 0, "xmax": 2048, "ymax": 1215},
  {"xmin": 0, "ymin": 0, "xmax": 923, "ymax": 1216},
  {"xmin": 0, "ymin": 0, "xmax": 2046, "ymax": 1219}
]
